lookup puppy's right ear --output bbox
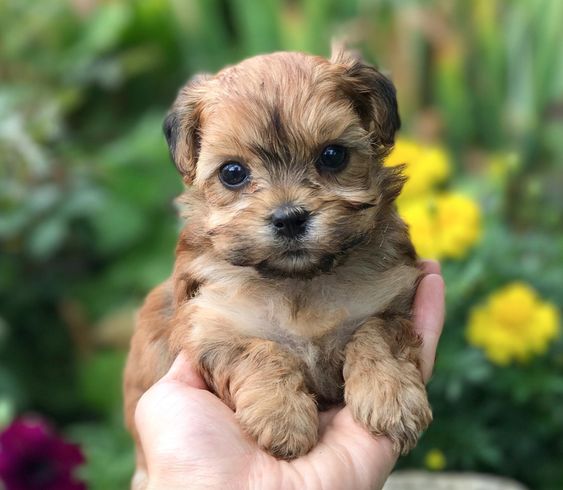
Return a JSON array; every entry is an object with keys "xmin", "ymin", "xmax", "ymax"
[{"xmin": 163, "ymin": 74, "xmax": 210, "ymax": 184}]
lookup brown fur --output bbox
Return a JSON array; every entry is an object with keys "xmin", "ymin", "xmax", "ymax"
[{"xmin": 124, "ymin": 46, "xmax": 431, "ymax": 488}]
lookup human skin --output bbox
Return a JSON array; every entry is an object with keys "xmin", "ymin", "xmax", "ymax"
[{"xmin": 135, "ymin": 260, "xmax": 445, "ymax": 490}]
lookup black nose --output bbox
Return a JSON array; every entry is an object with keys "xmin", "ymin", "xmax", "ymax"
[{"xmin": 271, "ymin": 206, "xmax": 310, "ymax": 239}]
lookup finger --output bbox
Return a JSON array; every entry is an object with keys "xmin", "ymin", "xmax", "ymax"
[
  {"xmin": 418, "ymin": 259, "xmax": 441, "ymax": 275},
  {"xmin": 134, "ymin": 353, "xmax": 211, "ymax": 465},
  {"xmin": 164, "ymin": 351, "xmax": 208, "ymax": 390},
  {"xmin": 413, "ymin": 273, "xmax": 445, "ymax": 383}
]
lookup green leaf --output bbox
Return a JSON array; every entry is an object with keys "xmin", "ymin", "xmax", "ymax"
[
  {"xmin": 78, "ymin": 350, "xmax": 126, "ymax": 416},
  {"xmin": 91, "ymin": 196, "xmax": 147, "ymax": 254},
  {"xmin": 27, "ymin": 215, "xmax": 67, "ymax": 258}
]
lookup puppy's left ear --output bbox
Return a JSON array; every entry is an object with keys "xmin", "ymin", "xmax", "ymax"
[
  {"xmin": 331, "ymin": 45, "xmax": 401, "ymax": 150},
  {"xmin": 163, "ymin": 73, "xmax": 211, "ymax": 184}
]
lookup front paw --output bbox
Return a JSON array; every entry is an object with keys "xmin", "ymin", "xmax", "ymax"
[
  {"xmin": 345, "ymin": 367, "xmax": 432, "ymax": 454},
  {"xmin": 236, "ymin": 389, "xmax": 319, "ymax": 459}
]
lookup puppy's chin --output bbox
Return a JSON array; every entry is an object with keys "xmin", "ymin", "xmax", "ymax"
[
  {"xmin": 253, "ymin": 233, "xmax": 369, "ymax": 280},
  {"xmin": 223, "ymin": 232, "xmax": 369, "ymax": 280},
  {"xmin": 255, "ymin": 252, "xmax": 337, "ymax": 280}
]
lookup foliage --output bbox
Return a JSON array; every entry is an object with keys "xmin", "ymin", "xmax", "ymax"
[{"xmin": 0, "ymin": 1, "xmax": 562, "ymax": 489}]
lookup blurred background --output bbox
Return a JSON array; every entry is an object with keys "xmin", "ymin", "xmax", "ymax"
[{"xmin": 1, "ymin": 0, "xmax": 562, "ymax": 488}]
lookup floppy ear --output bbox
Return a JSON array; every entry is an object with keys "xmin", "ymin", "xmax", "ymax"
[
  {"xmin": 331, "ymin": 44, "xmax": 401, "ymax": 150},
  {"xmin": 163, "ymin": 74, "xmax": 210, "ymax": 184}
]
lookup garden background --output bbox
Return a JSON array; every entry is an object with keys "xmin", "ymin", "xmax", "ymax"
[{"xmin": 1, "ymin": 0, "xmax": 562, "ymax": 488}]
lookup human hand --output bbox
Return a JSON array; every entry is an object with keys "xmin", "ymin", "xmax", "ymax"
[{"xmin": 135, "ymin": 260, "xmax": 445, "ymax": 490}]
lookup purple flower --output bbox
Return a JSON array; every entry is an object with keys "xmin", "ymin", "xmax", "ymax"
[{"xmin": 0, "ymin": 417, "xmax": 86, "ymax": 490}]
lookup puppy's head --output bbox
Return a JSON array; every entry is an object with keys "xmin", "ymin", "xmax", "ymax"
[{"xmin": 165, "ymin": 47, "xmax": 403, "ymax": 279}]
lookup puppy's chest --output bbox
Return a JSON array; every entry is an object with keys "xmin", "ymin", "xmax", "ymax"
[
  {"xmin": 191, "ymin": 264, "xmax": 418, "ymax": 399},
  {"xmin": 197, "ymin": 264, "xmax": 417, "ymax": 341},
  {"xmin": 198, "ymin": 276, "xmax": 372, "ymax": 343},
  {"xmin": 263, "ymin": 310, "xmax": 359, "ymax": 403},
  {"xmin": 196, "ymin": 280, "xmax": 363, "ymax": 401}
]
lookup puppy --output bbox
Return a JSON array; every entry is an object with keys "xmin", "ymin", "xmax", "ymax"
[{"xmin": 124, "ymin": 46, "xmax": 432, "ymax": 487}]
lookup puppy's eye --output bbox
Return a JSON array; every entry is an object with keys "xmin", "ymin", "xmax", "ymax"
[
  {"xmin": 219, "ymin": 161, "xmax": 249, "ymax": 188},
  {"xmin": 317, "ymin": 145, "xmax": 349, "ymax": 172}
]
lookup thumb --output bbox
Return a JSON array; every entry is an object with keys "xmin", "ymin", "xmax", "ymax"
[
  {"xmin": 413, "ymin": 273, "xmax": 445, "ymax": 383},
  {"xmin": 134, "ymin": 352, "xmax": 209, "ymax": 461},
  {"xmin": 163, "ymin": 352, "xmax": 208, "ymax": 390}
]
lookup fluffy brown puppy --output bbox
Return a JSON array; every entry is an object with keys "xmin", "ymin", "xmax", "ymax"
[{"xmin": 124, "ymin": 46, "xmax": 432, "ymax": 486}]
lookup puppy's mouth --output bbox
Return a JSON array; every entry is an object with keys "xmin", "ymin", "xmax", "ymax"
[
  {"xmin": 255, "ymin": 252, "xmax": 334, "ymax": 280},
  {"xmin": 280, "ymin": 249, "xmax": 309, "ymax": 259},
  {"xmin": 254, "ymin": 234, "xmax": 367, "ymax": 280}
]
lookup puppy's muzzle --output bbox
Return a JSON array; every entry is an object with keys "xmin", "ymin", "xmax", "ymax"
[{"xmin": 271, "ymin": 205, "xmax": 310, "ymax": 239}]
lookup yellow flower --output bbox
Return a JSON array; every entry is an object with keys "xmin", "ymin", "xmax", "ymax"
[
  {"xmin": 425, "ymin": 449, "xmax": 447, "ymax": 471},
  {"xmin": 399, "ymin": 198, "xmax": 440, "ymax": 259},
  {"xmin": 385, "ymin": 139, "xmax": 451, "ymax": 202},
  {"xmin": 435, "ymin": 193, "xmax": 481, "ymax": 259},
  {"xmin": 466, "ymin": 282, "xmax": 560, "ymax": 365},
  {"xmin": 399, "ymin": 192, "xmax": 481, "ymax": 260},
  {"xmin": 386, "ymin": 138, "xmax": 481, "ymax": 260}
]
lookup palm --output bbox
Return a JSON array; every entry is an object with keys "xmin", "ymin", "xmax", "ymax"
[
  {"xmin": 292, "ymin": 408, "xmax": 395, "ymax": 489},
  {"xmin": 138, "ymin": 375, "xmax": 394, "ymax": 490}
]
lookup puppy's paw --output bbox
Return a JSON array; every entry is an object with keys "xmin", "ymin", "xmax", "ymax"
[
  {"xmin": 236, "ymin": 389, "xmax": 319, "ymax": 459},
  {"xmin": 345, "ymin": 364, "xmax": 432, "ymax": 454}
]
